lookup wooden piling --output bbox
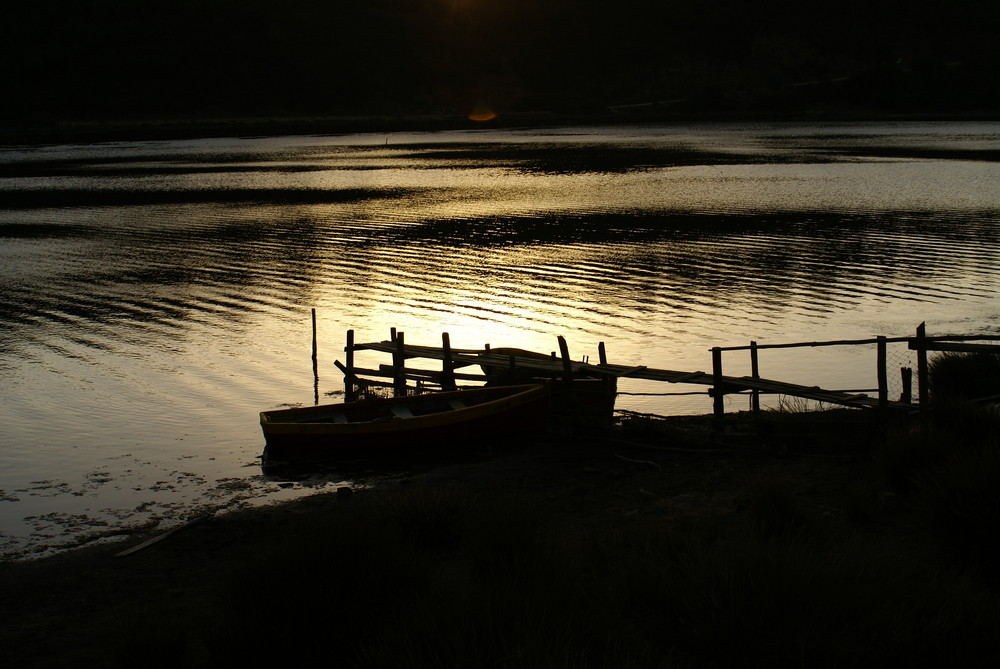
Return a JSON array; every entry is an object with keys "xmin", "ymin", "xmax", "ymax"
[
  {"xmin": 344, "ymin": 329, "xmax": 356, "ymax": 402},
  {"xmin": 598, "ymin": 341, "xmax": 615, "ymax": 391},
  {"xmin": 557, "ymin": 336, "xmax": 573, "ymax": 382},
  {"xmin": 750, "ymin": 340, "xmax": 760, "ymax": 415},
  {"xmin": 345, "ymin": 329, "xmax": 355, "ymax": 372},
  {"xmin": 311, "ymin": 308, "xmax": 319, "ymax": 405},
  {"xmin": 900, "ymin": 367, "xmax": 913, "ymax": 404},
  {"xmin": 876, "ymin": 335, "xmax": 888, "ymax": 411},
  {"xmin": 712, "ymin": 347, "xmax": 725, "ymax": 419},
  {"xmin": 441, "ymin": 332, "xmax": 457, "ymax": 391},
  {"xmin": 916, "ymin": 322, "xmax": 929, "ymax": 406},
  {"xmin": 393, "ymin": 331, "xmax": 406, "ymax": 396}
]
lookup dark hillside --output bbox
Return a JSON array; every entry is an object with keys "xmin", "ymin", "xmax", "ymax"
[{"xmin": 3, "ymin": 0, "xmax": 998, "ymax": 128}]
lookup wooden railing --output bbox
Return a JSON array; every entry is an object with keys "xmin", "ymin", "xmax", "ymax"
[
  {"xmin": 327, "ymin": 322, "xmax": 1000, "ymax": 418},
  {"xmin": 710, "ymin": 322, "xmax": 1000, "ymax": 416}
]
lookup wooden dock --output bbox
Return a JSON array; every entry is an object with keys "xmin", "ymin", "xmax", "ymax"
[
  {"xmin": 325, "ymin": 323, "xmax": 1000, "ymax": 418},
  {"xmin": 349, "ymin": 339, "xmax": 890, "ymax": 409}
]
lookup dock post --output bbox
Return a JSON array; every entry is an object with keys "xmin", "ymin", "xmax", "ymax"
[
  {"xmin": 712, "ymin": 347, "xmax": 725, "ymax": 421},
  {"xmin": 311, "ymin": 308, "xmax": 319, "ymax": 405},
  {"xmin": 557, "ymin": 336, "xmax": 573, "ymax": 383},
  {"xmin": 915, "ymin": 322, "xmax": 929, "ymax": 407},
  {"xmin": 597, "ymin": 342, "xmax": 616, "ymax": 421},
  {"xmin": 900, "ymin": 367, "xmax": 913, "ymax": 404},
  {"xmin": 877, "ymin": 336, "xmax": 888, "ymax": 412},
  {"xmin": 393, "ymin": 331, "xmax": 406, "ymax": 397},
  {"xmin": 556, "ymin": 335, "xmax": 581, "ymax": 427},
  {"xmin": 441, "ymin": 332, "xmax": 457, "ymax": 391},
  {"xmin": 344, "ymin": 329, "xmax": 356, "ymax": 402},
  {"xmin": 749, "ymin": 340, "xmax": 760, "ymax": 415}
]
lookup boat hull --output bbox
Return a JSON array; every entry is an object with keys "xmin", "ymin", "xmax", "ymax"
[{"xmin": 260, "ymin": 384, "xmax": 550, "ymax": 457}]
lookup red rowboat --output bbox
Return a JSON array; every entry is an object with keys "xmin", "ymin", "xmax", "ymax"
[{"xmin": 260, "ymin": 384, "xmax": 549, "ymax": 457}]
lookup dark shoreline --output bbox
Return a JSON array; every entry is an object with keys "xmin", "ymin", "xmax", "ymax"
[{"xmin": 4, "ymin": 110, "xmax": 999, "ymax": 147}]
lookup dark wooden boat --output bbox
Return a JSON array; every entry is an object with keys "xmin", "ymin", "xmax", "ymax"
[{"xmin": 260, "ymin": 384, "xmax": 549, "ymax": 456}]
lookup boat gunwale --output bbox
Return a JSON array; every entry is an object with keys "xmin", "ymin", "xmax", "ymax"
[{"xmin": 259, "ymin": 384, "xmax": 548, "ymax": 437}]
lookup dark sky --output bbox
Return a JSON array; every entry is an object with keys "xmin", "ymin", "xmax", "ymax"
[{"xmin": 4, "ymin": 0, "xmax": 998, "ymax": 123}]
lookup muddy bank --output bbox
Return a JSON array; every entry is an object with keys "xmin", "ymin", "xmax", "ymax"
[{"xmin": 4, "ymin": 411, "xmax": 963, "ymax": 667}]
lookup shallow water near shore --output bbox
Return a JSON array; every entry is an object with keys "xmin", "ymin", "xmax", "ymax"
[{"xmin": 1, "ymin": 121, "xmax": 999, "ymax": 558}]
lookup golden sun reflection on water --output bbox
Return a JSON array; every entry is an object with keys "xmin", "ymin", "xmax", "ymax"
[{"xmin": 306, "ymin": 238, "xmax": 633, "ymax": 393}]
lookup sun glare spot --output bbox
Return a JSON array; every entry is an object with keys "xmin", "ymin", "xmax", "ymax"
[{"xmin": 468, "ymin": 105, "xmax": 497, "ymax": 122}]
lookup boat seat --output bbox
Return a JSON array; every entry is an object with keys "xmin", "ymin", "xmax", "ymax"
[{"xmin": 391, "ymin": 405, "xmax": 414, "ymax": 418}]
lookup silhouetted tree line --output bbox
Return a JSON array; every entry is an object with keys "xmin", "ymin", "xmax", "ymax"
[{"xmin": 3, "ymin": 0, "xmax": 998, "ymax": 124}]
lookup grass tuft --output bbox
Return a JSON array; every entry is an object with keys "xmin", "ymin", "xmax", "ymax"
[{"xmin": 928, "ymin": 351, "xmax": 1000, "ymax": 403}]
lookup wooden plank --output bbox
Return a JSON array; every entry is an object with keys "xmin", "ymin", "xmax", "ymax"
[
  {"xmin": 334, "ymin": 359, "xmax": 358, "ymax": 380},
  {"xmin": 476, "ymin": 354, "xmax": 564, "ymax": 372},
  {"xmin": 347, "ymin": 365, "xmax": 391, "ymax": 377},
  {"xmin": 734, "ymin": 376, "xmax": 817, "ymax": 391},
  {"xmin": 719, "ymin": 375, "xmax": 891, "ymax": 407},
  {"xmin": 669, "ymin": 370, "xmax": 707, "ymax": 383},
  {"xmin": 638, "ymin": 369, "xmax": 713, "ymax": 383},
  {"xmin": 354, "ymin": 340, "xmax": 484, "ymax": 356},
  {"xmin": 376, "ymin": 363, "xmax": 487, "ymax": 382},
  {"xmin": 353, "ymin": 377, "xmax": 395, "ymax": 389},
  {"xmin": 577, "ymin": 364, "xmax": 648, "ymax": 378},
  {"xmin": 575, "ymin": 363, "xmax": 701, "ymax": 382}
]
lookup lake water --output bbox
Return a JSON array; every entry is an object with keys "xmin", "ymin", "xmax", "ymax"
[{"xmin": 2, "ymin": 121, "xmax": 999, "ymax": 559}]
